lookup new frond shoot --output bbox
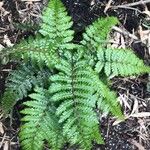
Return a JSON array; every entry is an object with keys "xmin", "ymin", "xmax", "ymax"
[{"xmin": 0, "ymin": 0, "xmax": 150, "ymax": 149}]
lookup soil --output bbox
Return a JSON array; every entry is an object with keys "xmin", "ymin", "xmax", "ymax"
[{"xmin": 0, "ymin": 0, "xmax": 150, "ymax": 150}]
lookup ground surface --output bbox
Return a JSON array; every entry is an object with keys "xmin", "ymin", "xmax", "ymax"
[{"xmin": 0, "ymin": 0, "xmax": 150, "ymax": 150}]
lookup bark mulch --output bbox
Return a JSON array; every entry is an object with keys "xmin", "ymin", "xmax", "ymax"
[{"xmin": 0, "ymin": 0, "xmax": 150, "ymax": 149}]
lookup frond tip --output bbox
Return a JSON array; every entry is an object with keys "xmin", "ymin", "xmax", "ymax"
[
  {"xmin": 94, "ymin": 75, "xmax": 123, "ymax": 119},
  {"xmin": 96, "ymin": 47, "xmax": 150, "ymax": 76},
  {"xmin": 20, "ymin": 87, "xmax": 64, "ymax": 150},
  {"xmin": 81, "ymin": 17, "xmax": 119, "ymax": 49},
  {"xmin": 0, "ymin": 64, "xmax": 50, "ymax": 114},
  {"xmin": 39, "ymin": 0, "xmax": 74, "ymax": 49}
]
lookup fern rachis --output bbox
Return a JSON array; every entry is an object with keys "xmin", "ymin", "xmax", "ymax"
[
  {"xmin": 49, "ymin": 56, "xmax": 104, "ymax": 148},
  {"xmin": 0, "ymin": 0, "xmax": 150, "ymax": 149}
]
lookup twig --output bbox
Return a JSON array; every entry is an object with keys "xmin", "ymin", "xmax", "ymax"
[
  {"xmin": 112, "ymin": 0, "xmax": 150, "ymax": 9},
  {"xmin": 130, "ymin": 139, "xmax": 145, "ymax": 150},
  {"xmin": 113, "ymin": 6, "xmax": 142, "ymax": 14},
  {"xmin": 104, "ymin": 0, "xmax": 113, "ymax": 13},
  {"xmin": 0, "ymin": 133, "xmax": 6, "ymax": 148},
  {"xmin": 112, "ymin": 26, "xmax": 139, "ymax": 40}
]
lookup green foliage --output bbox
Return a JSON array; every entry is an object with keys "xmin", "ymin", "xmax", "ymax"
[
  {"xmin": 95, "ymin": 47, "xmax": 150, "ymax": 76},
  {"xmin": 1, "ymin": 64, "xmax": 50, "ymax": 114},
  {"xmin": 20, "ymin": 87, "xmax": 64, "ymax": 150},
  {"xmin": 0, "ymin": 0, "xmax": 76, "ymax": 68},
  {"xmin": 13, "ymin": 22, "xmax": 39, "ymax": 31},
  {"xmin": 39, "ymin": 0, "xmax": 74, "ymax": 49},
  {"xmin": 0, "ymin": 0, "xmax": 150, "ymax": 149},
  {"xmin": 81, "ymin": 17, "xmax": 119, "ymax": 50},
  {"xmin": 49, "ymin": 56, "xmax": 104, "ymax": 148}
]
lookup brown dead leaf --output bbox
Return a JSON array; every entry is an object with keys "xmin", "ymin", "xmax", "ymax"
[
  {"xmin": 138, "ymin": 25, "xmax": 150, "ymax": 42},
  {"xmin": 138, "ymin": 119, "xmax": 148, "ymax": 134},
  {"xmin": 120, "ymin": 34, "xmax": 125, "ymax": 48},
  {"xmin": 0, "ymin": 133, "xmax": 6, "ymax": 148},
  {"xmin": 90, "ymin": 0, "xmax": 95, "ymax": 6},
  {"xmin": 110, "ymin": 32, "xmax": 121, "ymax": 48}
]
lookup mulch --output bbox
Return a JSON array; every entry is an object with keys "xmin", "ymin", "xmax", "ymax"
[{"xmin": 0, "ymin": 0, "xmax": 150, "ymax": 149}]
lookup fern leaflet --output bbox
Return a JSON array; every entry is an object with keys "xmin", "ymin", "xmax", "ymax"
[
  {"xmin": 95, "ymin": 47, "xmax": 150, "ymax": 76},
  {"xmin": 1, "ymin": 0, "xmax": 150, "ymax": 149},
  {"xmin": 81, "ymin": 17, "xmax": 118, "ymax": 50},
  {"xmin": 49, "ymin": 55, "xmax": 104, "ymax": 149},
  {"xmin": 1, "ymin": 64, "xmax": 50, "ymax": 113},
  {"xmin": 39, "ymin": 0, "xmax": 75, "ymax": 50},
  {"xmin": 20, "ymin": 87, "xmax": 64, "ymax": 150}
]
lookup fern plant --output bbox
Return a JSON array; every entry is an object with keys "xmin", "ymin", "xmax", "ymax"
[{"xmin": 0, "ymin": 0, "xmax": 150, "ymax": 149}]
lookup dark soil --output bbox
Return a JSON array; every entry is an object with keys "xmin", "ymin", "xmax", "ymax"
[{"xmin": 0, "ymin": 0, "xmax": 150, "ymax": 150}]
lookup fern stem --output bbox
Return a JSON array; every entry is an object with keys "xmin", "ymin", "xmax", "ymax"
[{"xmin": 70, "ymin": 54, "xmax": 85, "ymax": 144}]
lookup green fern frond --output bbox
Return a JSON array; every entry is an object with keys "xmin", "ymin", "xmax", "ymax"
[
  {"xmin": 0, "ymin": 37, "xmax": 60, "ymax": 69},
  {"xmin": 20, "ymin": 87, "xmax": 65, "ymax": 150},
  {"xmin": 1, "ymin": 64, "xmax": 50, "ymax": 113},
  {"xmin": 0, "ymin": 0, "xmax": 76, "ymax": 67},
  {"xmin": 81, "ymin": 17, "xmax": 119, "ymax": 49},
  {"xmin": 93, "ymin": 74, "xmax": 123, "ymax": 118},
  {"xmin": 49, "ymin": 56, "xmax": 104, "ymax": 149},
  {"xmin": 79, "ymin": 17, "xmax": 119, "ymax": 67},
  {"xmin": 0, "ymin": 90, "xmax": 17, "ymax": 114},
  {"xmin": 1, "ymin": 0, "xmax": 150, "ymax": 148},
  {"xmin": 96, "ymin": 47, "xmax": 150, "ymax": 76},
  {"xmin": 39, "ymin": 0, "xmax": 74, "ymax": 50}
]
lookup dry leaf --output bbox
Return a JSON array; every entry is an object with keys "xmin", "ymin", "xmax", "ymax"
[
  {"xmin": 0, "ymin": 113, "xmax": 3, "ymax": 119},
  {"xmin": 110, "ymin": 32, "xmax": 121, "ymax": 48},
  {"xmin": 118, "ymin": 94, "xmax": 131, "ymax": 110},
  {"xmin": 0, "ymin": 123, "xmax": 4, "ymax": 135},
  {"xmin": 142, "ymin": 5, "xmax": 150, "ymax": 17},
  {"xmin": 104, "ymin": 0, "xmax": 113, "ymax": 13},
  {"xmin": 130, "ymin": 112, "xmax": 150, "ymax": 118},
  {"xmin": 130, "ymin": 139, "xmax": 145, "ymax": 150},
  {"xmin": 112, "ymin": 119, "xmax": 125, "ymax": 126},
  {"xmin": 0, "ymin": 2, "xmax": 4, "ymax": 9},
  {"xmin": 3, "ymin": 141, "xmax": 9, "ymax": 150},
  {"xmin": 3, "ymin": 35, "xmax": 14, "ymax": 47},
  {"xmin": 120, "ymin": 34, "xmax": 125, "ymax": 48},
  {"xmin": 130, "ymin": 98, "xmax": 139, "ymax": 115},
  {"xmin": 138, "ymin": 25, "xmax": 150, "ymax": 42}
]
